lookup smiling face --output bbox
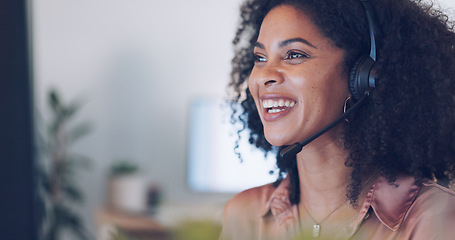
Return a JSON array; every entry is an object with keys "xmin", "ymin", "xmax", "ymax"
[{"xmin": 248, "ymin": 5, "xmax": 350, "ymax": 147}]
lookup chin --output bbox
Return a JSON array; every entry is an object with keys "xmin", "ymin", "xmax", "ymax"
[{"xmin": 264, "ymin": 132, "xmax": 295, "ymax": 147}]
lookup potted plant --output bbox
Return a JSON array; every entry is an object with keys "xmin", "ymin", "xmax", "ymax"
[
  {"xmin": 108, "ymin": 161, "xmax": 148, "ymax": 213},
  {"xmin": 37, "ymin": 89, "xmax": 93, "ymax": 240}
]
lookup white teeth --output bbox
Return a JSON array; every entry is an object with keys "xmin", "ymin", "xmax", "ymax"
[
  {"xmin": 262, "ymin": 100, "xmax": 272, "ymax": 108},
  {"xmin": 262, "ymin": 99, "xmax": 296, "ymax": 112},
  {"xmin": 262, "ymin": 100, "xmax": 274, "ymax": 108},
  {"xmin": 269, "ymin": 108, "xmax": 284, "ymax": 113}
]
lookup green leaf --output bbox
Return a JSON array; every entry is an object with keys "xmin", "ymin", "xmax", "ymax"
[
  {"xmin": 69, "ymin": 121, "xmax": 92, "ymax": 144},
  {"xmin": 110, "ymin": 161, "xmax": 138, "ymax": 176},
  {"xmin": 53, "ymin": 205, "xmax": 92, "ymax": 240},
  {"xmin": 48, "ymin": 89, "xmax": 62, "ymax": 114},
  {"xmin": 54, "ymin": 161, "xmax": 74, "ymax": 188},
  {"xmin": 62, "ymin": 101, "xmax": 81, "ymax": 121},
  {"xmin": 69, "ymin": 219, "xmax": 92, "ymax": 240},
  {"xmin": 67, "ymin": 154, "xmax": 92, "ymax": 170},
  {"xmin": 63, "ymin": 184, "xmax": 83, "ymax": 202}
]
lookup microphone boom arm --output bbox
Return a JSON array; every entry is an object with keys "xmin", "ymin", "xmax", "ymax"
[{"xmin": 279, "ymin": 95, "xmax": 368, "ymax": 161}]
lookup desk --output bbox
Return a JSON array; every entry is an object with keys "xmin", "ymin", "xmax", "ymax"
[{"xmin": 96, "ymin": 208, "xmax": 169, "ymax": 240}]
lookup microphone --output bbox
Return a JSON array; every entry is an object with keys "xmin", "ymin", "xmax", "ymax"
[{"xmin": 279, "ymin": 95, "xmax": 368, "ymax": 161}]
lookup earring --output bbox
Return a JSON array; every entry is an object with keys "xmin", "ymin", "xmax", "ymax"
[
  {"xmin": 343, "ymin": 96, "xmax": 351, "ymax": 113},
  {"xmin": 344, "ymin": 96, "xmax": 352, "ymax": 122}
]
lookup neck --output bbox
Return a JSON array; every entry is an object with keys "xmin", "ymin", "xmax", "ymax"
[{"xmin": 295, "ymin": 134, "xmax": 352, "ymax": 219}]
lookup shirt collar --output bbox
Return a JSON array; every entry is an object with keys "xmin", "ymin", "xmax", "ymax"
[
  {"xmin": 365, "ymin": 174, "xmax": 420, "ymax": 231},
  {"xmin": 262, "ymin": 174, "xmax": 421, "ymax": 233}
]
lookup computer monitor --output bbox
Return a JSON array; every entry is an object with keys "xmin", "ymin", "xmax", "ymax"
[{"xmin": 187, "ymin": 98, "xmax": 278, "ymax": 193}]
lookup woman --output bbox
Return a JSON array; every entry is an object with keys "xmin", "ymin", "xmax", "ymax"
[{"xmin": 221, "ymin": 0, "xmax": 455, "ymax": 239}]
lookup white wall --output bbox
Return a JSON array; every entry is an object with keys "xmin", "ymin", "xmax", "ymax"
[
  {"xmin": 438, "ymin": 0, "xmax": 455, "ymax": 15},
  {"xmin": 31, "ymin": 0, "xmax": 455, "ymax": 237},
  {"xmin": 32, "ymin": 0, "xmax": 244, "ymax": 236}
]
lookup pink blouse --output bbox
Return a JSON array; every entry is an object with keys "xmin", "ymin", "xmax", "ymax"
[{"xmin": 220, "ymin": 175, "xmax": 455, "ymax": 239}]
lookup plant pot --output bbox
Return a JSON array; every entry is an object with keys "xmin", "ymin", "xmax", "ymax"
[{"xmin": 108, "ymin": 174, "xmax": 147, "ymax": 213}]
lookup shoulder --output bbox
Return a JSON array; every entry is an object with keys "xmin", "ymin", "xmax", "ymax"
[
  {"xmin": 402, "ymin": 181, "xmax": 455, "ymax": 239},
  {"xmin": 223, "ymin": 182, "xmax": 276, "ymax": 220},
  {"xmin": 219, "ymin": 183, "xmax": 277, "ymax": 239},
  {"xmin": 411, "ymin": 181, "xmax": 455, "ymax": 217}
]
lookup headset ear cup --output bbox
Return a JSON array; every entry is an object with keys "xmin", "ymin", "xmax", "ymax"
[
  {"xmin": 349, "ymin": 55, "xmax": 376, "ymax": 101},
  {"xmin": 348, "ymin": 57, "xmax": 365, "ymax": 101}
]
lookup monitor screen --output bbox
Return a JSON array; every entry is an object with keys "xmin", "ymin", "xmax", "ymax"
[{"xmin": 187, "ymin": 98, "xmax": 279, "ymax": 193}]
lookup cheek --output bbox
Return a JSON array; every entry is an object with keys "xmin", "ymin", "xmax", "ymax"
[
  {"xmin": 247, "ymin": 80, "xmax": 262, "ymax": 114},
  {"xmin": 321, "ymin": 82, "xmax": 350, "ymax": 116},
  {"xmin": 247, "ymin": 71, "xmax": 257, "ymax": 96},
  {"xmin": 300, "ymin": 73, "xmax": 349, "ymax": 115}
]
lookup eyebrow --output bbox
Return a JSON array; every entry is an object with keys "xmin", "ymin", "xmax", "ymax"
[
  {"xmin": 280, "ymin": 38, "xmax": 317, "ymax": 49},
  {"xmin": 254, "ymin": 37, "xmax": 317, "ymax": 49},
  {"xmin": 254, "ymin": 42, "xmax": 265, "ymax": 49}
]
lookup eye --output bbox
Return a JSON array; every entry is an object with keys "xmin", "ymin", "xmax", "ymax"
[
  {"xmin": 254, "ymin": 53, "xmax": 267, "ymax": 63},
  {"xmin": 285, "ymin": 50, "xmax": 308, "ymax": 60},
  {"xmin": 284, "ymin": 50, "xmax": 309, "ymax": 64}
]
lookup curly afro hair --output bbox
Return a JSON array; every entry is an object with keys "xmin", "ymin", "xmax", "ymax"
[{"xmin": 229, "ymin": 0, "xmax": 455, "ymax": 205}]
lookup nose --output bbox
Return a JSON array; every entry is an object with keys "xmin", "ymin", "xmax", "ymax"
[{"xmin": 249, "ymin": 64, "xmax": 284, "ymax": 88}]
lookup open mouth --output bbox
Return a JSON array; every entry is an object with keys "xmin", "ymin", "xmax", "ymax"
[{"xmin": 262, "ymin": 99, "xmax": 296, "ymax": 113}]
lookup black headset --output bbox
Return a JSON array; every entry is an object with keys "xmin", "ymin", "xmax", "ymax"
[
  {"xmin": 349, "ymin": 0, "xmax": 378, "ymax": 100},
  {"xmin": 279, "ymin": 0, "xmax": 379, "ymax": 160}
]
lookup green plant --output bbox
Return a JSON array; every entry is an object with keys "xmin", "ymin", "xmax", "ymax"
[
  {"xmin": 37, "ymin": 89, "xmax": 93, "ymax": 240},
  {"xmin": 110, "ymin": 161, "xmax": 139, "ymax": 176}
]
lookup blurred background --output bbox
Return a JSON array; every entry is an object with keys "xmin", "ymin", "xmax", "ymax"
[
  {"xmin": 2, "ymin": 0, "xmax": 455, "ymax": 239},
  {"xmin": 31, "ymin": 0, "xmax": 275, "ymax": 239}
]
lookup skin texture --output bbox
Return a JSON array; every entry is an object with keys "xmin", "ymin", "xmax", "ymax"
[
  {"xmin": 249, "ymin": 5, "xmax": 349, "ymax": 147},
  {"xmin": 249, "ymin": 4, "xmax": 357, "ymax": 227}
]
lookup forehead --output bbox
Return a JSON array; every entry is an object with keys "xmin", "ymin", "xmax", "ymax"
[{"xmin": 258, "ymin": 5, "xmax": 333, "ymax": 49}]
